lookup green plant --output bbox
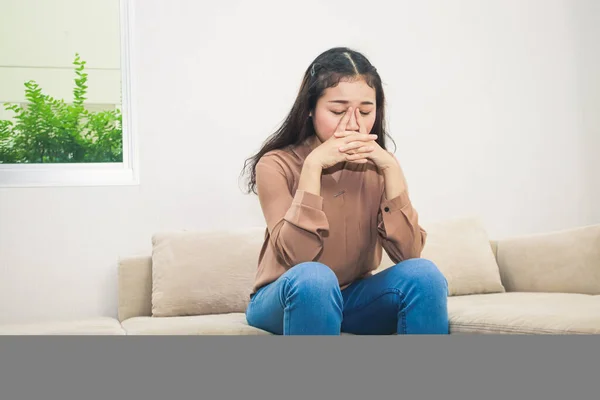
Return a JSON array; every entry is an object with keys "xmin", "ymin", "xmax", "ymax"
[{"xmin": 0, "ymin": 53, "xmax": 123, "ymax": 164}]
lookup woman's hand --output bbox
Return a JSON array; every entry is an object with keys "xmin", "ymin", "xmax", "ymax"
[
  {"xmin": 334, "ymin": 108, "xmax": 397, "ymax": 172},
  {"xmin": 307, "ymin": 107, "xmax": 378, "ymax": 170}
]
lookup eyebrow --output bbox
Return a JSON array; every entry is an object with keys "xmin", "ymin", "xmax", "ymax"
[{"xmin": 328, "ymin": 100, "xmax": 375, "ymax": 105}]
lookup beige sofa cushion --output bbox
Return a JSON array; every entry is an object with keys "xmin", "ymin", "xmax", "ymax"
[
  {"xmin": 496, "ymin": 224, "xmax": 600, "ymax": 294},
  {"xmin": 448, "ymin": 292, "xmax": 600, "ymax": 334},
  {"xmin": 419, "ymin": 217, "xmax": 505, "ymax": 296},
  {"xmin": 121, "ymin": 313, "xmax": 271, "ymax": 335},
  {"xmin": 124, "ymin": 292, "xmax": 600, "ymax": 335},
  {"xmin": 0, "ymin": 317, "xmax": 125, "ymax": 335},
  {"xmin": 151, "ymin": 228, "xmax": 264, "ymax": 317}
]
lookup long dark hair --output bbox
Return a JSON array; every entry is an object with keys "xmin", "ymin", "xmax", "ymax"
[{"xmin": 240, "ymin": 47, "xmax": 396, "ymax": 194}]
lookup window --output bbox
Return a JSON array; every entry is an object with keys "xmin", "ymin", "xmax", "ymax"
[{"xmin": 0, "ymin": 0, "xmax": 137, "ymax": 187}]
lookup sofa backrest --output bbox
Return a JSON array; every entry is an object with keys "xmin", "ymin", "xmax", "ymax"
[
  {"xmin": 117, "ymin": 220, "xmax": 600, "ymax": 321},
  {"xmin": 117, "ymin": 233, "xmax": 502, "ymax": 322},
  {"xmin": 118, "ymin": 255, "xmax": 152, "ymax": 322},
  {"xmin": 117, "ymin": 241, "xmax": 502, "ymax": 322},
  {"xmin": 494, "ymin": 223, "xmax": 600, "ymax": 294}
]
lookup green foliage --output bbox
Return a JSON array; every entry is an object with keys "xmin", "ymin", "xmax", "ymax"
[{"xmin": 0, "ymin": 54, "xmax": 123, "ymax": 163}]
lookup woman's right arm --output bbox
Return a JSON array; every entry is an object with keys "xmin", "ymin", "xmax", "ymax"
[
  {"xmin": 256, "ymin": 155, "xmax": 329, "ymax": 268},
  {"xmin": 296, "ymin": 155, "xmax": 323, "ymax": 197}
]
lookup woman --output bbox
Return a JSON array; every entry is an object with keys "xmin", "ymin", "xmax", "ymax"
[{"xmin": 241, "ymin": 47, "xmax": 448, "ymax": 335}]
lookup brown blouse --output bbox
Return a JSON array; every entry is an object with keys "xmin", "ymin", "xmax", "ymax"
[{"xmin": 252, "ymin": 135, "xmax": 426, "ymax": 294}]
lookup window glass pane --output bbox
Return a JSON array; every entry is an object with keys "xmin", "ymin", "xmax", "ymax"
[{"xmin": 0, "ymin": 0, "xmax": 122, "ymax": 164}]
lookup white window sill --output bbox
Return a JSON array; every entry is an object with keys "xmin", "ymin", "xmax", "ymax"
[{"xmin": 0, "ymin": 164, "xmax": 139, "ymax": 187}]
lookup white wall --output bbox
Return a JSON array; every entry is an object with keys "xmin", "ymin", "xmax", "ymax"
[
  {"xmin": 0, "ymin": 0, "xmax": 598, "ymax": 323},
  {"xmin": 570, "ymin": 1, "xmax": 600, "ymax": 221}
]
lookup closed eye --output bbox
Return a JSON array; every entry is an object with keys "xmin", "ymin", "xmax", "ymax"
[{"xmin": 331, "ymin": 110, "xmax": 372, "ymax": 116}]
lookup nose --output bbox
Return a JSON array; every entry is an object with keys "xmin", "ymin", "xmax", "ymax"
[{"xmin": 346, "ymin": 110, "xmax": 359, "ymax": 132}]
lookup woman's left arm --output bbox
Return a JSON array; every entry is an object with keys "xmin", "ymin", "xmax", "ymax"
[{"xmin": 376, "ymin": 156, "xmax": 427, "ymax": 264}]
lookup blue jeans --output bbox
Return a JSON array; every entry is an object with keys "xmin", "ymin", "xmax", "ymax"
[{"xmin": 246, "ymin": 258, "xmax": 449, "ymax": 335}]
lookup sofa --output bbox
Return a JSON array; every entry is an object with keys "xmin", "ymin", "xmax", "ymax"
[{"xmin": 1, "ymin": 217, "xmax": 599, "ymax": 335}]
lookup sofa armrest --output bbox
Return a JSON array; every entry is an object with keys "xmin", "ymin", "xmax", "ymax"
[
  {"xmin": 496, "ymin": 224, "xmax": 600, "ymax": 294},
  {"xmin": 118, "ymin": 256, "xmax": 152, "ymax": 322}
]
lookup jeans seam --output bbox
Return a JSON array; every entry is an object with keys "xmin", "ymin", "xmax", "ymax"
[
  {"xmin": 279, "ymin": 277, "xmax": 291, "ymax": 310},
  {"xmin": 399, "ymin": 297, "xmax": 407, "ymax": 334},
  {"xmin": 280, "ymin": 277, "xmax": 291, "ymax": 334},
  {"xmin": 344, "ymin": 288, "xmax": 407, "ymax": 334}
]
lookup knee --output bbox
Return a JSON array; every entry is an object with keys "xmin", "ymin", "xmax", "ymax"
[
  {"xmin": 390, "ymin": 258, "xmax": 448, "ymax": 295},
  {"xmin": 285, "ymin": 262, "xmax": 340, "ymax": 298}
]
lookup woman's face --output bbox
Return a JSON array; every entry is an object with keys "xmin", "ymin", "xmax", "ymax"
[{"xmin": 311, "ymin": 77, "xmax": 377, "ymax": 143}]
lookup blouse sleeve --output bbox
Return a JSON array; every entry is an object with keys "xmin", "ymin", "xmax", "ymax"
[
  {"xmin": 377, "ymin": 189, "xmax": 427, "ymax": 264},
  {"xmin": 256, "ymin": 156, "xmax": 330, "ymax": 268}
]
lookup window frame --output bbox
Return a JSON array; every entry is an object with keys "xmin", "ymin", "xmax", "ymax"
[{"xmin": 0, "ymin": 0, "xmax": 139, "ymax": 188}]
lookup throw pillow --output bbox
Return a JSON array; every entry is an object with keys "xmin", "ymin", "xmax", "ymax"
[
  {"xmin": 151, "ymin": 227, "xmax": 264, "ymax": 317},
  {"xmin": 419, "ymin": 217, "xmax": 506, "ymax": 296}
]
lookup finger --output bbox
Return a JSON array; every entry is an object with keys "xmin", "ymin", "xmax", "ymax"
[
  {"xmin": 334, "ymin": 129, "xmax": 364, "ymax": 139},
  {"xmin": 344, "ymin": 133, "xmax": 377, "ymax": 144},
  {"xmin": 339, "ymin": 141, "xmax": 374, "ymax": 152},
  {"xmin": 355, "ymin": 108, "xmax": 367, "ymax": 135},
  {"xmin": 345, "ymin": 146, "xmax": 374, "ymax": 156},
  {"xmin": 336, "ymin": 130, "xmax": 376, "ymax": 139},
  {"xmin": 345, "ymin": 152, "xmax": 370, "ymax": 161},
  {"xmin": 353, "ymin": 145, "xmax": 375, "ymax": 154},
  {"xmin": 338, "ymin": 141, "xmax": 360, "ymax": 152},
  {"xmin": 346, "ymin": 150, "xmax": 372, "ymax": 159},
  {"xmin": 335, "ymin": 107, "xmax": 353, "ymax": 133}
]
